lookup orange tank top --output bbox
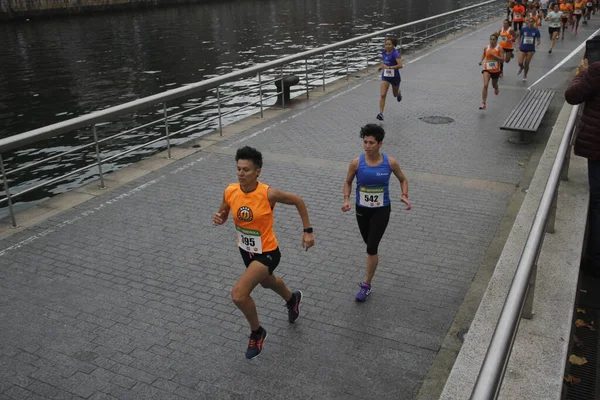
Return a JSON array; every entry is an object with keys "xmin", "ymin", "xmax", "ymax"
[
  {"xmin": 513, "ymin": 5, "xmax": 526, "ymax": 21},
  {"xmin": 560, "ymin": 3, "xmax": 572, "ymax": 14},
  {"xmin": 225, "ymin": 182, "xmax": 278, "ymax": 253},
  {"xmin": 499, "ymin": 27, "xmax": 514, "ymax": 49},
  {"xmin": 574, "ymin": 1, "xmax": 584, "ymax": 13},
  {"xmin": 484, "ymin": 45, "xmax": 501, "ymax": 73}
]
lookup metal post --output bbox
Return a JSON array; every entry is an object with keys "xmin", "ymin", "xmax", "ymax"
[
  {"xmin": 561, "ymin": 143, "xmax": 572, "ymax": 181},
  {"xmin": 365, "ymin": 44, "xmax": 369, "ymax": 73},
  {"xmin": 322, "ymin": 53, "xmax": 326, "ymax": 91},
  {"xmin": 521, "ymin": 264, "xmax": 537, "ymax": 319},
  {"xmin": 546, "ymin": 190, "xmax": 559, "ymax": 234},
  {"xmin": 0, "ymin": 153, "xmax": 17, "ymax": 228},
  {"xmin": 305, "ymin": 59, "xmax": 309, "ymax": 99},
  {"xmin": 346, "ymin": 48, "xmax": 349, "ymax": 81},
  {"xmin": 92, "ymin": 125, "xmax": 106, "ymax": 189},
  {"xmin": 413, "ymin": 25, "xmax": 417, "ymax": 48},
  {"xmin": 280, "ymin": 67, "xmax": 285, "ymax": 108},
  {"xmin": 163, "ymin": 103, "xmax": 171, "ymax": 159},
  {"xmin": 217, "ymin": 87, "xmax": 223, "ymax": 136},
  {"xmin": 258, "ymin": 72, "xmax": 264, "ymax": 118}
]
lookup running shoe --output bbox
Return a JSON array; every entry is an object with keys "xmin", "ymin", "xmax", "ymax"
[
  {"xmin": 522, "ymin": 77, "xmax": 528, "ymax": 82},
  {"xmin": 286, "ymin": 290, "xmax": 303, "ymax": 323},
  {"xmin": 246, "ymin": 328, "xmax": 267, "ymax": 359},
  {"xmin": 499, "ymin": 72, "xmax": 504, "ymax": 78},
  {"xmin": 355, "ymin": 282, "xmax": 371, "ymax": 302},
  {"xmin": 397, "ymin": 94, "xmax": 403, "ymax": 102},
  {"xmin": 479, "ymin": 102, "xmax": 486, "ymax": 110},
  {"xmin": 494, "ymin": 88, "xmax": 499, "ymax": 95},
  {"xmin": 517, "ymin": 65, "xmax": 524, "ymax": 75},
  {"xmin": 549, "ymin": 48, "xmax": 552, "ymax": 54},
  {"xmin": 376, "ymin": 113, "xmax": 384, "ymax": 121}
]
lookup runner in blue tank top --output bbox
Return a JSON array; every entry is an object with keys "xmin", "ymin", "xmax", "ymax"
[
  {"xmin": 517, "ymin": 17, "xmax": 541, "ymax": 81},
  {"xmin": 377, "ymin": 37, "xmax": 403, "ymax": 121},
  {"xmin": 342, "ymin": 124, "xmax": 411, "ymax": 302}
]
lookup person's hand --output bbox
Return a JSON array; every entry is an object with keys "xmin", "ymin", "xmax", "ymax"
[
  {"xmin": 213, "ymin": 211, "xmax": 226, "ymax": 225},
  {"xmin": 302, "ymin": 233, "xmax": 315, "ymax": 251},
  {"xmin": 401, "ymin": 194, "xmax": 412, "ymax": 210},
  {"xmin": 478, "ymin": 61, "xmax": 483, "ymax": 66},
  {"xmin": 578, "ymin": 58, "xmax": 589, "ymax": 74},
  {"xmin": 341, "ymin": 200, "xmax": 351, "ymax": 212}
]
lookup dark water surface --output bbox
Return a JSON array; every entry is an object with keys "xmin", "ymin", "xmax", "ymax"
[{"xmin": 0, "ymin": 0, "xmax": 482, "ymax": 209}]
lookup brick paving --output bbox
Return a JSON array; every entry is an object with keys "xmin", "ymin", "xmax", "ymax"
[{"xmin": 0, "ymin": 16, "xmax": 594, "ymax": 400}]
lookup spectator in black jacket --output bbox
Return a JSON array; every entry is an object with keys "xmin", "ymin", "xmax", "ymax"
[{"xmin": 565, "ymin": 55, "xmax": 600, "ymax": 274}]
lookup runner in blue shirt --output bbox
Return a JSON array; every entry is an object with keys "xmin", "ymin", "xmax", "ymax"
[
  {"xmin": 376, "ymin": 37, "xmax": 403, "ymax": 121},
  {"xmin": 517, "ymin": 17, "xmax": 541, "ymax": 81},
  {"xmin": 342, "ymin": 124, "xmax": 411, "ymax": 302}
]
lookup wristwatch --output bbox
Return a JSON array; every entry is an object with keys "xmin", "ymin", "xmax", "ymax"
[{"xmin": 303, "ymin": 227, "xmax": 313, "ymax": 233}]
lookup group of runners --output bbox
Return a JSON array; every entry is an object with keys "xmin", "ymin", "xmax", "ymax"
[
  {"xmin": 479, "ymin": 0, "xmax": 597, "ymax": 109},
  {"xmin": 213, "ymin": 126, "xmax": 411, "ymax": 359}
]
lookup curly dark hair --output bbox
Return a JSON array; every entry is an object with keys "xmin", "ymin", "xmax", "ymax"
[{"xmin": 360, "ymin": 124, "xmax": 385, "ymax": 142}]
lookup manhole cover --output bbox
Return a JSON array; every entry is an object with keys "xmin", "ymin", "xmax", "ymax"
[{"xmin": 419, "ymin": 116, "xmax": 455, "ymax": 124}]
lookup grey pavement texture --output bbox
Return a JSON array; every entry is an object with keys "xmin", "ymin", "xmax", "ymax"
[{"xmin": 0, "ymin": 15, "xmax": 594, "ymax": 400}]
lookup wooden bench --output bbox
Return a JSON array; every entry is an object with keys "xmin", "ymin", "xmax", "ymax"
[{"xmin": 500, "ymin": 89, "xmax": 555, "ymax": 144}]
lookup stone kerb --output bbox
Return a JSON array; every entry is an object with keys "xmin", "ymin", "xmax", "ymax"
[{"xmin": 440, "ymin": 102, "xmax": 589, "ymax": 399}]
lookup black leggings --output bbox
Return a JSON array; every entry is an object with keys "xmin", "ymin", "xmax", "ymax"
[{"xmin": 355, "ymin": 205, "xmax": 391, "ymax": 255}]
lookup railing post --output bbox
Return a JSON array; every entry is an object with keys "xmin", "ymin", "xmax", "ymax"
[
  {"xmin": 522, "ymin": 264, "xmax": 537, "ymax": 319},
  {"xmin": 413, "ymin": 25, "xmax": 417, "ymax": 48},
  {"xmin": 546, "ymin": 189, "xmax": 559, "ymax": 233},
  {"xmin": 346, "ymin": 48, "xmax": 349, "ymax": 81},
  {"xmin": 217, "ymin": 87, "xmax": 223, "ymax": 136},
  {"xmin": 92, "ymin": 125, "xmax": 106, "ymax": 189},
  {"xmin": 365, "ymin": 44, "xmax": 369, "ymax": 72},
  {"xmin": 163, "ymin": 103, "xmax": 171, "ymax": 159},
  {"xmin": 322, "ymin": 53, "xmax": 326, "ymax": 91},
  {"xmin": 258, "ymin": 72, "xmax": 264, "ymax": 118},
  {"xmin": 0, "ymin": 153, "xmax": 17, "ymax": 228},
  {"xmin": 280, "ymin": 67, "xmax": 286, "ymax": 108},
  {"xmin": 305, "ymin": 59, "xmax": 309, "ymax": 99}
]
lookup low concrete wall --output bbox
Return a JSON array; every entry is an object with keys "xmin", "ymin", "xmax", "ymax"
[
  {"xmin": 0, "ymin": 0, "xmax": 206, "ymax": 19},
  {"xmin": 441, "ymin": 101, "xmax": 589, "ymax": 399}
]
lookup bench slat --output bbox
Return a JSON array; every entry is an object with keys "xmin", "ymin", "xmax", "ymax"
[{"xmin": 500, "ymin": 89, "xmax": 555, "ymax": 132}]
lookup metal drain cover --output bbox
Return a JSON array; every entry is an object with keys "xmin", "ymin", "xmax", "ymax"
[{"xmin": 419, "ymin": 116, "xmax": 455, "ymax": 124}]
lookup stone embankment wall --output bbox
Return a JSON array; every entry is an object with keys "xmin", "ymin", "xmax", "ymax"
[{"xmin": 1, "ymin": 0, "xmax": 201, "ymax": 19}]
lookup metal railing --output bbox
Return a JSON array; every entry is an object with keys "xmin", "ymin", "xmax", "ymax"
[
  {"xmin": 0, "ymin": 0, "xmax": 505, "ymax": 227},
  {"xmin": 470, "ymin": 104, "xmax": 581, "ymax": 399}
]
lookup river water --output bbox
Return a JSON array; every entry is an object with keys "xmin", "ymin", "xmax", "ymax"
[{"xmin": 0, "ymin": 0, "xmax": 483, "ymax": 210}]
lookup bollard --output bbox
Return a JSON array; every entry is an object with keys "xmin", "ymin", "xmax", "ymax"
[{"xmin": 274, "ymin": 75, "xmax": 300, "ymax": 106}]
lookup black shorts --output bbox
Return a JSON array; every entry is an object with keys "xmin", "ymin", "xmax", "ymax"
[
  {"xmin": 482, "ymin": 70, "xmax": 501, "ymax": 79},
  {"xmin": 549, "ymin": 26, "xmax": 561, "ymax": 34},
  {"xmin": 575, "ymin": 12, "xmax": 583, "ymax": 20},
  {"xmin": 239, "ymin": 247, "xmax": 281, "ymax": 274},
  {"xmin": 355, "ymin": 204, "xmax": 391, "ymax": 256},
  {"xmin": 513, "ymin": 21, "xmax": 524, "ymax": 30},
  {"xmin": 503, "ymin": 48, "xmax": 514, "ymax": 53}
]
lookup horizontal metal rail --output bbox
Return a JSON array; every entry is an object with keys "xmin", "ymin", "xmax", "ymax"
[{"xmin": 470, "ymin": 104, "xmax": 580, "ymax": 399}]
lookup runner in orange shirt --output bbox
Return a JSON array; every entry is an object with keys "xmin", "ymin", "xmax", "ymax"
[
  {"xmin": 573, "ymin": 0, "xmax": 585, "ymax": 33},
  {"xmin": 213, "ymin": 146, "xmax": 315, "ymax": 359},
  {"xmin": 478, "ymin": 33, "xmax": 505, "ymax": 109},
  {"xmin": 513, "ymin": 1, "xmax": 527, "ymax": 31},
  {"xmin": 499, "ymin": 19, "xmax": 517, "ymax": 77},
  {"xmin": 560, "ymin": 0, "xmax": 573, "ymax": 39}
]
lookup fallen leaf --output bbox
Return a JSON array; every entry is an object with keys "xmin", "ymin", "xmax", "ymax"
[
  {"xmin": 577, "ymin": 308, "xmax": 586, "ymax": 314},
  {"xmin": 576, "ymin": 319, "xmax": 586, "ymax": 328},
  {"xmin": 573, "ymin": 335, "xmax": 584, "ymax": 347},
  {"xmin": 518, "ymin": 162, "xmax": 525, "ymax": 166},
  {"xmin": 564, "ymin": 375, "xmax": 582, "ymax": 385},
  {"xmin": 569, "ymin": 355, "xmax": 588, "ymax": 366}
]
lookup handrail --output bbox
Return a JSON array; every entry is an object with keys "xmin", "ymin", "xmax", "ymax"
[
  {"xmin": 470, "ymin": 104, "xmax": 580, "ymax": 399},
  {"xmin": 0, "ymin": 0, "xmax": 501, "ymax": 154}
]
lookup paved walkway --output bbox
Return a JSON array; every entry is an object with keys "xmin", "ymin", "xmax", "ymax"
[{"xmin": 1, "ymin": 16, "xmax": 598, "ymax": 400}]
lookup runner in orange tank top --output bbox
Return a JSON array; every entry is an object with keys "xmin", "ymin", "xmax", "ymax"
[
  {"xmin": 513, "ymin": 1, "xmax": 526, "ymax": 31},
  {"xmin": 478, "ymin": 33, "xmax": 505, "ymax": 109},
  {"xmin": 499, "ymin": 19, "xmax": 516, "ymax": 76},
  {"xmin": 573, "ymin": 0, "xmax": 585, "ymax": 33},
  {"xmin": 560, "ymin": 1, "xmax": 573, "ymax": 39},
  {"xmin": 213, "ymin": 146, "xmax": 315, "ymax": 359}
]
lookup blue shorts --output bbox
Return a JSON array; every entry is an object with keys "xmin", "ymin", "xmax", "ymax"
[{"xmin": 381, "ymin": 75, "xmax": 401, "ymax": 86}]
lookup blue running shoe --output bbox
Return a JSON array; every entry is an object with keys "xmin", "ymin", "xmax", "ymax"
[
  {"xmin": 397, "ymin": 94, "xmax": 402, "ymax": 102},
  {"xmin": 246, "ymin": 328, "xmax": 267, "ymax": 359},
  {"xmin": 355, "ymin": 282, "xmax": 371, "ymax": 302},
  {"xmin": 376, "ymin": 113, "xmax": 384, "ymax": 121}
]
